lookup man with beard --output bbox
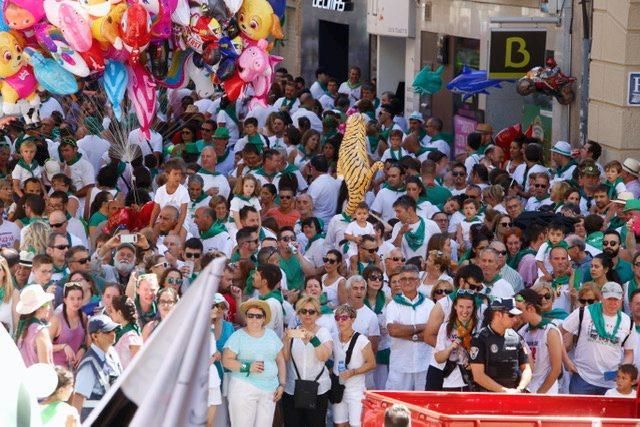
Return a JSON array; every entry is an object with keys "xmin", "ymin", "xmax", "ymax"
[
  {"xmin": 448, "ymin": 163, "xmax": 468, "ymax": 196},
  {"xmin": 596, "ymin": 230, "xmax": 633, "ymax": 283},
  {"xmin": 104, "ymin": 243, "xmax": 137, "ymax": 286}
]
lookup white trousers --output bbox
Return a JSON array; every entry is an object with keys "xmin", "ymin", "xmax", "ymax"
[
  {"xmin": 227, "ymin": 377, "xmax": 276, "ymax": 427},
  {"xmin": 385, "ymin": 369, "xmax": 427, "ymax": 391}
]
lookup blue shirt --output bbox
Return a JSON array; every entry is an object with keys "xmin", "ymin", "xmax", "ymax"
[
  {"xmin": 215, "ymin": 320, "xmax": 235, "ymax": 379},
  {"xmin": 224, "ymin": 328, "xmax": 283, "ymax": 391}
]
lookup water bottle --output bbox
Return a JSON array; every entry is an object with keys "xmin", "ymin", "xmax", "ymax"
[{"xmin": 338, "ymin": 360, "xmax": 346, "ymax": 384}]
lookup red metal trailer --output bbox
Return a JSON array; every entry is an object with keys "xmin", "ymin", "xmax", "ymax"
[{"xmin": 362, "ymin": 390, "xmax": 640, "ymax": 426}]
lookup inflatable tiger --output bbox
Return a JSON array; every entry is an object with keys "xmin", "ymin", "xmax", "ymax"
[{"xmin": 337, "ymin": 113, "xmax": 384, "ymax": 216}]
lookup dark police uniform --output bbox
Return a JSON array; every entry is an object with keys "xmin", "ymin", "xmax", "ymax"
[{"xmin": 469, "ymin": 325, "xmax": 527, "ymax": 391}]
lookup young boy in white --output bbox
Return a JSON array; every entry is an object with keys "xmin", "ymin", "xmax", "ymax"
[
  {"xmin": 150, "ymin": 159, "xmax": 190, "ymax": 236},
  {"xmin": 605, "ymin": 364, "xmax": 637, "ymax": 397}
]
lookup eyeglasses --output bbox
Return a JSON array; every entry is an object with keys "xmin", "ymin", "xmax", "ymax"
[
  {"xmin": 452, "ymin": 172, "xmax": 465, "ymax": 177},
  {"xmin": 246, "ymin": 313, "xmax": 265, "ymax": 319},
  {"xmin": 534, "ymin": 184, "xmax": 548, "ymax": 188},
  {"xmin": 500, "ymin": 222, "xmax": 512, "ymax": 227},
  {"xmin": 158, "ymin": 299, "xmax": 176, "ymax": 306},
  {"xmin": 72, "ymin": 257, "xmax": 90, "ymax": 264},
  {"xmin": 52, "ymin": 244, "xmax": 70, "ymax": 250},
  {"xmin": 166, "ymin": 278, "xmax": 181, "ymax": 285},
  {"xmin": 323, "ymin": 257, "xmax": 338, "ymax": 264},
  {"xmin": 368, "ymin": 275, "xmax": 383, "ymax": 281},
  {"xmin": 434, "ymin": 288, "xmax": 453, "ymax": 295},
  {"xmin": 389, "ymin": 256, "xmax": 406, "ymax": 262},
  {"xmin": 50, "ymin": 221, "xmax": 67, "ymax": 228},
  {"xmin": 467, "ymin": 284, "xmax": 483, "ymax": 292},
  {"xmin": 363, "ymin": 247, "xmax": 378, "ymax": 254},
  {"xmin": 281, "ymin": 236, "xmax": 296, "ymax": 242},
  {"xmin": 540, "ymin": 293, "xmax": 553, "ymax": 301},
  {"xmin": 185, "ymin": 252, "xmax": 201, "ymax": 259},
  {"xmin": 298, "ymin": 308, "xmax": 317, "ymax": 316},
  {"xmin": 602, "ymin": 241, "xmax": 618, "ymax": 247},
  {"xmin": 334, "ymin": 314, "xmax": 353, "ymax": 322},
  {"xmin": 579, "ymin": 298, "xmax": 596, "ymax": 305},
  {"xmin": 634, "ymin": 262, "xmax": 640, "ymax": 268}
]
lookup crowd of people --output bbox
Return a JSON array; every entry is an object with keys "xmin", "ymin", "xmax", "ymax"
[{"xmin": 3, "ymin": 64, "xmax": 640, "ymax": 427}]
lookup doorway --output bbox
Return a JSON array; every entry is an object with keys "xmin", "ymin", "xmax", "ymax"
[{"xmin": 318, "ymin": 20, "xmax": 349, "ymax": 81}]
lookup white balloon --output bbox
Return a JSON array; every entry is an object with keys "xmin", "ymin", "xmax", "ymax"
[
  {"xmin": 224, "ymin": 0, "xmax": 243, "ymax": 14},
  {"xmin": 171, "ymin": 0, "xmax": 190, "ymax": 26},
  {"xmin": 23, "ymin": 363, "xmax": 58, "ymax": 399}
]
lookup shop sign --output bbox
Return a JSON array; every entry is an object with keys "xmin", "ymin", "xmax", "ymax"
[
  {"xmin": 628, "ymin": 72, "xmax": 640, "ymax": 106},
  {"xmin": 312, "ymin": 0, "xmax": 354, "ymax": 12},
  {"xmin": 488, "ymin": 29, "xmax": 546, "ymax": 79}
]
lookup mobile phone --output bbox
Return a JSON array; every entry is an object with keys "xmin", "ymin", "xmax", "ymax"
[{"xmin": 120, "ymin": 234, "xmax": 138, "ymax": 244}]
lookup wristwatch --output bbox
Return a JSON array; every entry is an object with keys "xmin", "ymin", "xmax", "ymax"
[{"xmin": 411, "ymin": 334, "xmax": 419, "ymax": 342}]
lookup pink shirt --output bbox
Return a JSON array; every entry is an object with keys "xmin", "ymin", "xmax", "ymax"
[
  {"xmin": 4, "ymin": 65, "xmax": 37, "ymax": 99},
  {"xmin": 19, "ymin": 322, "xmax": 51, "ymax": 367},
  {"xmin": 52, "ymin": 311, "xmax": 86, "ymax": 366}
]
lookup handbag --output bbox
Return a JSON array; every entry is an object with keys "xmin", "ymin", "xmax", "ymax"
[
  {"xmin": 290, "ymin": 339, "xmax": 324, "ymax": 410},
  {"xmin": 327, "ymin": 332, "xmax": 360, "ymax": 404}
]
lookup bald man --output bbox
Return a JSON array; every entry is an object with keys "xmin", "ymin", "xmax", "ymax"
[{"xmin": 196, "ymin": 146, "xmax": 231, "ymax": 199}]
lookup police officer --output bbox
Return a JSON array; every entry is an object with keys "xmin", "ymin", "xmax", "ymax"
[
  {"xmin": 469, "ymin": 298, "xmax": 532, "ymax": 392},
  {"xmin": 71, "ymin": 315, "xmax": 123, "ymax": 421}
]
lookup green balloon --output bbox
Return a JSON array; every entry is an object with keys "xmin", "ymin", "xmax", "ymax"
[{"xmin": 412, "ymin": 65, "xmax": 444, "ymax": 95}]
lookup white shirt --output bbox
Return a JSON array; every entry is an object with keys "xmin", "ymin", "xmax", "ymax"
[
  {"xmin": 513, "ymin": 163, "xmax": 550, "ymax": 192},
  {"xmin": 562, "ymin": 307, "xmax": 635, "ymax": 388},
  {"xmin": 520, "ymin": 323, "xmax": 560, "ymax": 394},
  {"xmin": 391, "ymin": 218, "xmax": 441, "ymax": 260},
  {"xmin": 371, "ymin": 188, "xmax": 406, "ymax": 222},
  {"xmin": 422, "ymin": 136, "xmax": 451, "ymax": 159},
  {"xmin": 273, "ymin": 97, "xmax": 300, "ymax": 114},
  {"xmin": 290, "ymin": 108, "xmax": 323, "ymax": 132},
  {"xmin": 68, "ymin": 157, "xmax": 96, "ymax": 192},
  {"xmin": 324, "ymin": 213, "xmax": 350, "ymax": 252},
  {"xmin": 127, "ymin": 128, "xmax": 163, "ymax": 158},
  {"xmin": 285, "ymin": 327, "xmax": 333, "ymax": 395},
  {"xmin": 154, "ymin": 184, "xmax": 190, "ymax": 210},
  {"xmin": 264, "ymin": 297, "xmax": 284, "ymax": 339},
  {"xmin": 605, "ymin": 387, "xmax": 635, "ymax": 397},
  {"xmin": 196, "ymin": 171, "xmax": 231, "ymax": 200},
  {"xmin": 385, "ymin": 293, "xmax": 435, "ymax": 373},
  {"xmin": 338, "ymin": 82, "xmax": 362, "ymax": 106},
  {"xmin": 216, "ymin": 111, "xmax": 240, "ymax": 147},
  {"xmin": 310, "ymin": 81, "xmax": 327, "ymax": 100},
  {"xmin": 201, "ymin": 230, "xmax": 233, "ymax": 257},
  {"xmin": 12, "ymin": 162, "xmax": 42, "ymax": 184},
  {"xmin": 308, "ymin": 174, "xmax": 340, "ymax": 227},
  {"xmin": 0, "ymin": 220, "xmax": 20, "ymax": 248},
  {"xmin": 304, "ymin": 237, "xmax": 326, "ymax": 269},
  {"xmin": 332, "ymin": 332, "xmax": 370, "ymax": 392},
  {"xmin": 352, "ymin": 305, "xmax": 381, "ymax": 341},
  {"xmin": 77, "ymin": 135, "xmax": 111, "ymax": 174},
  {"xmin": 483, "ymin": 278, "xmax": 515, "ymax": 299}
]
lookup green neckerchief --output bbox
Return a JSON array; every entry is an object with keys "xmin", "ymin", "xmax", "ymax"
[
  {"xmin": 346, "ymin": 81, "xmax": 362, "ymax": 90},
  {"xmin": 404, "ymin": 218, "xmax": 425, "ymax": 251},
  {"xmin": 389, "ymin": 147, "xmax": 403, "ymax": 161},
  {"xmin": 216, "ymin": 148, "xmax": 231, "ymax": 164},
  {"xmin": 15, "ymin": 317, "xmax": 47, "ymax": 343},
  {"xmin": 282, "ymin": 97, "xmax": 296, "ymax": 109},
  {"xmin": 484, "ymin": 274, "xmax": 502, "ymax": 287},
  {"xmin": 431, "ymin": 132, "xmax": 452, "ymax": 144},
  {"xmin": 357, "ymin": 261, "xmax": 372, "ymax": 275},
  {"xmin": 197, "ymin": 167, "xmax": 220, "ymax": 176},
  {"xmin": 383, "ymin": 183, "xmax": 406, "ymax": 192},
  {"xmin": 609, "ymin": 216, "xmax": 625, "ymax": 231},
  {"xmin": 379, "ymin": 128, "xmax": 390, "ymax": 143},
  {"xmin": 259, "ymin": 227, "xmax": 266, "ymax": 241},
  {"xmin": 191, "ymin": 192, "xmax": 208, "ymax": 208},
  {"xmin": 585, "ymin": 231, "xmax": 604, "ymax": 250},
  {"xmin": 136, "ymin": 295, "xmax": 157, "ymax": 325},
  {"xmin": 115, "ymin": 322, "xmax": 140, "ymax": 343},
  {"xmin": 0, "ymin": 286, "xmax": 4, "ymax": 301},
  {"xmin": 543, "ymin": 308, "xmax": 568, "ymax": 321},
  {"xmin": 254, "ymin": 166, "xmax": 277, "ymax": 180},
  {"xmin": 364, "ymin": 290, "xmax": 386, "ymax": 314},
  {"xmin": 418, "ymin": 128, "xmax": 428, "ymax": 142},
  {"xmin": 458, "ymin": 249, "xmax": 472, "ymax": 265},
  {"xmin": 279, "ymin": 163, "xmax": 298, "ymax": 176},
  {"xmin": 259, "ymin": 289, "xmax": 286, "ymax": 315},
  {"xmin": 53, "ymin": 264, "xmax": 67, "ymax": 275},
  {"xmin": 235, "ymin": 194, "xmax": 252, "ymax": 202},
  {"xmin": 41, "ymin": 401, "xmax": 63, "ymax": 424},
  {"xmin": 17, "ymin": 158, "xmax": 38, "ymax": 176},
  {"xmin": 628, "ymin": 277, "xmax": 638, "ymax": 304},
  {"xmin": 551, "ymin": 275, "xmax": 570, "ymax": 290},
  {"xmin": 528, "ymin": 316, "xmax": 552, "ymax": 330},
  {"xmin": 319, "ymin": 292, "xmax": 333, "ymax": 315},
  {"xmin": 507, "ymin": 248, "xmax": 536, "ymax": 270},
  {"xmin": 605, "ymin": 178, "xmax": 624, "ymax": 199},
  {"xmin": 535, "ymin": 194, "xmax": 550, "ymax": 202},
  {"xmin": 317, "ymin": 81, "xmax": 328, "ymax": 94},
  {"xmin": 201, "ymin": 221, "xmax": 227, "ymax": 240},
  {"xmin": 556, "ymin": 159, "xmax": 577, "ymax": 177},
  {"xmin": 247, "ymin": 134, "xmax": 265, "ymax": 153},
  {"xmin": 305, "ymin": 232, "xmax": 324, "ymax": 251},
  {"xmin": 416, "ymin": 146, "xmax": 436, "ymax": 157},
  {"xmin": 544, "ymin": 240, "xmax": 569, "ymax": 254},
  {"xmin": 340, "ymin": 212, "xmax": 352, "ymax": 223},
  {"xmin": 222, "ymin": 103, "xmax": 239, "ymax": 125},
  {"xmin": 393, "ymin": 292, "xmax": 426, "ymax": 310},
  {"xmin": 588, "ymin": 302, "xmax": 622, "ymax": 342},
  {"xmin": 463, "ymin": 215, "xmax": 480, "ymax": 223},
  {"xmin": 65, "ymin": 152, "xmax": 83, "ymax": 166}
]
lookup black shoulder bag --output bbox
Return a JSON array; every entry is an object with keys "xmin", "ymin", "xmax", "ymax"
[
  {"xmin": 327, "ymin": 332, "xmax": 360, "ymax": 404},
  {"xmin": 290, "ymin": 339, "xmax": 325, "ymax": 410}
]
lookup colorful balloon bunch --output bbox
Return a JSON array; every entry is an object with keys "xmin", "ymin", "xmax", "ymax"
[{"xmin": 0, "ymin": 0, "xmax": 286, "ymax": 136}]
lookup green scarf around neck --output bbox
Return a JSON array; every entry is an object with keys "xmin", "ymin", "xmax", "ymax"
[
  {"xmin": 507, "ymin": 248, "xmax": 535, "ymax": 269},
  {"xmin": 17, "ymin": 158, "xmax": 38, "ymax": 176},
  {"xmin": 136, "ymin": 295, "xmax": 157, "ymax": 325},
  {"xmin": 404, "ymin": 218, "xmax": 425, "ymax": 251},
  {"xmin": 588, "ymin": 302, "xmax": 622, "ymax": 342},
  {"xmin": 115, "ymin": 322, "xmax": 140, "ymax": 343},
  {"xmin": 305, "ymin": 232, "xmax": 324, "ymax": 251},
  {"xmin": 393, "ymin": 292, "xmax": 426, "ymax": 310},
  {"xmin": 528, "ymin": 315, "xmax": 552, "ymax": 330},
  {"xmin": 543, "ymin": 308, "xmax": 568, "ymax": 321},
  {"xmin": 191, "ymin": 192, "xmax": 208, "ymax": 208},
  {"xmin": 319, "ymin": 292, "xmax": 333, "ymax": 315},
  {"xmin": 365, "ymin": 290, "xmax": 386, "ymax": 314},
  {"xmin": 201, "ymin": 221, "xmax": 227, "ymax": 240},
  {"xmin": 197, "ymin": 167, "xmax": 220, "ymax": 176}
]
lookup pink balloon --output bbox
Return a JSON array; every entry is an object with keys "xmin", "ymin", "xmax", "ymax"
[
  {"xmin": 127, "ymin": 61, "xmax": 157, "ymax": 140},
  {"xmin": 237, "ymin": 38, "xmax": 282, "ymax": 109},
  {"xmin": 58, "ymin": 2, "xmax": 93, "ymax": 52}
]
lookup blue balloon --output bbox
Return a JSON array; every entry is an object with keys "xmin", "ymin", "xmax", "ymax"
[
  {"xmin": 0, "ymin": 1, "xmax": 9, "ymax": 32},
  {"xmin": 446, "ymin": 65, "xmax": 508, "ymax": 100},
  {"xmin": 101, "ymin": 61, "xmax": 128, "ymax": 121},
  {"xmin": 268, "ymin": 0, "xmax": 286, "ymax": 19},
  {"xmin": 27, "ymin": 48, "xmax": 78, "ymax": 95}
]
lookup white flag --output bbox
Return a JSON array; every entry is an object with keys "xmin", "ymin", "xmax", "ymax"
[{"xmin": 84, "ymin": 257, "xmax": 224, "ymax": 426}]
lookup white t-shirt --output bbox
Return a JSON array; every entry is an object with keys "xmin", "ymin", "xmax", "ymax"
[
  {"xmin": 353, "ymin": 305, "xmax": 381, "ymax": 341},
  {"xmin": 484, "ymin": 278, "xmax": 515, "ymax": 299},
  {"xmin": 197, "ymin": 171, "xmax": 231, "ymax": 200},
  {"xmin": 290, "ymin": 108, "xmax": 323, "ymax": 133},
  {"xmin": 332, "ymin": 332, "xmax": 370, "ymax": 392},
  {"xmin": 520, "ymin": 323, "xmax": 560, "ymax": 394},
  {"xmin": 391, "ymin": 218, "xmax": 441, "ymax": 260},
  {"xmin": 77, "ymin": 135, "xmax": 111, "ymax": 174},
  {"xmin": 0, "ymin": 220, "xmax": 20, "ymax": 248},
  {"xmin": 308, "ymin": 174, "xmax": 340, "ymax": 227},
  {"xmin": 562, "ymin": 307, "xmax": 635, "ymax": 388},
  {"xmin": 229, "ymin": 195, "xmax": 261, "ymax": 214},
  {"xmin": 127, "ymin": 128, "xmax": 163, "ymax": 158},
  {"xmin": 68, "ymin": 158, "xmax": 96, "ymax": 191},
  {"xmin": 304, "ymin": 237, "xmax": 326, "ymax": 269},
  {"xmin": 154, "ymin": 184, "xmax": 190, "ymax": 210},
  {"xmin": 435, "ymin": 322, "xmax": 467, "ymax": 388},
  {"xmin": 285, "ymin": 327, "xmax": 333, "ymax": 395},
  {"xmin": 12, "ymin": 162, "xmax": 42, "ymax": 185},
  {"xmin": 371, "ymin": 188, "xmax": 406, "ymax": 222},
  {"xmin": 605, "ymin": 387, "xmax": 635, "ymax": 397}
]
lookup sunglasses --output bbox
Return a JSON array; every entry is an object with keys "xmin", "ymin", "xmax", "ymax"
[
  {"xmin": 500, "ymin": 222, "xmax": 512, "ymax": 227},
  {"xmin": 452, "ymin": 172, "xmax": 465, "ymax": 177},
  {"xmin": 246, "ymin": 313, "xmax": 265, "ymax": 319},
  {"xmin": 507, "ymin": 313, "xmax": 518, "ymax": 318},
  {"xmin": 280, "ymin": 195, "xmax": 292, "ymax": 199},
  {"xmin": 434, "ymin": 288, "xmax": 453, "ymax": 295},
  {"xmin": 323, "ymin": 257, "xmax": 338, "ymax": 264},
  {"xmin": 467, "ymin": 284, "xmax": 483, "ymax": 292},
  {"xmin": 540, "ymin": 293, "xmax": 553, "ymax": 301},
  {"xmin": 166, "ymin": 278, "xmax": 181, "ymax": 285},
  {"xmin": 534, "ymin": 184, "xmax": 547, "ymax": 188},
  {"xmin": 334, "ymin": 314, "xmax": 353, "ymax": 322},
  {"xmin": 389, "ymin": 256, "xmax": 406, "ymax": 262},
  {"xmin": 579, "ymin": 298, "xmax": 596, "ymax": 305},
  {"xmin": 52, "ymin": 244, "xmax": 70, "ymax": 250},
  {"xmin": 50, "ymin": 221, "xmax": 67, "ymax": 228},
  {"xmin": 603, "ymin": 241, "xmax": 618, "ymax": 247},
  {"xmin": 281, "ymin": 236, "xmax": 296, "ymax": 242},
  {"xmin": 185, "ymin": 252, "xmax": 201, "ymax": 259},
  {"xmin": 298, "ymin": 308, "xmax": 317, "ymax": 316},
  {"xmin": 493, "ymin": 250, "xmax": 507, "ymax": 256},
  {"xmin": 363, "ymin": 247, "xmax": 378, "ymax": 254},
  {"xmin": 73, "ymin": 257, "xmax": 90, "ymax": 264},
  {"xmin": 368, "ymin": 275, "xmax": 383, "ymax": 281}
]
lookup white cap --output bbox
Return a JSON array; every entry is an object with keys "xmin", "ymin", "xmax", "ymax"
[{"xmin": 550, "ymin": 140, "xmax": 572, "ymax": 157}]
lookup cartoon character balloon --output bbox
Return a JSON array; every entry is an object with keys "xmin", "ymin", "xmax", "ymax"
[
  {"xmin": 0, "ymin": 32, "xmax": 40, "ymax": 124},
  {"xmin": 237, "ymin": 38, "xmax": 281, "ymax": 108},
  {"xmin": 120, "ymin": 2, "xmax": 151, "ymax": 62},
  {"xmin": 4, "ymin": 0, "xmax": 45, "ymax": 30},
  {"xmin": 237, "ymin": 0, "xmax": 283, "ymax": 43},
  {"xmin": 26, "ymin": 47, "xmax": 78, "ymax": 95}
]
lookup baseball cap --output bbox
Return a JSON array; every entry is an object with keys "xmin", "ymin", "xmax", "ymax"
[
  {"xmin": 601, "ymin": 282, "xmax": 623, "ymax": 300},
  {"xmin": 550, "ymin": 141, "xmax": 572, "ymax": 157},
  {"xmin": 214, "ymin": 293, "xmax": 229, "ymax": 309},
  {"xmin": 88, "ymin": 314, "xmax": 119, "ymax": 334},
  {"xmin": 490, "ymin": 298, "xmax": 522, "ymax": 315}
]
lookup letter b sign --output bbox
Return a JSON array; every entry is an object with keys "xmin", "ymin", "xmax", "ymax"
[{"xmin": 489, "ymin": 30, "xmax": 546, "ymax": 79}]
